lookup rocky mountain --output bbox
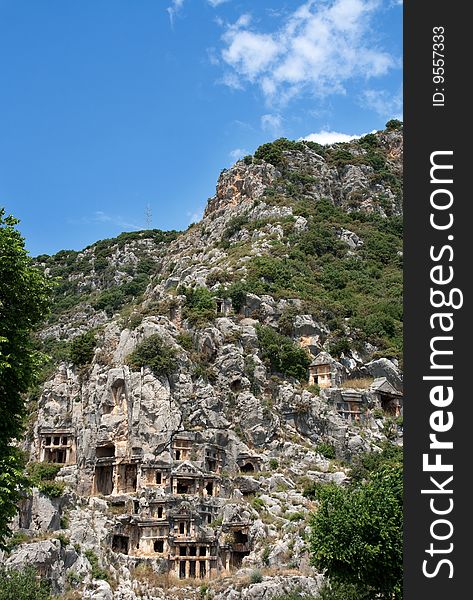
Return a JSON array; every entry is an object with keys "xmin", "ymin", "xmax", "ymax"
[{"xmin": 2, "ymin": 122, "xmax": 403, "ymax": 600}]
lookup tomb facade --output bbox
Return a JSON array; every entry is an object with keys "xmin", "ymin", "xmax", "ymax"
[
  {"xmin": 39, "ymin": 429, "xmax": 76, "ymax": 465},
  {"xmin": 308, "ymin": 352, "xmax": 345, "ymax": 388}
]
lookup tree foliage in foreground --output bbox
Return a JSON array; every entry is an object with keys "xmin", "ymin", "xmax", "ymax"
[
  {"xmin": 0, "ymin": 209, "xmax": 51, "ymax": 544},
  {"xmin": 309, "ymin": 451, "xmax": 403, "ymax": 599}
]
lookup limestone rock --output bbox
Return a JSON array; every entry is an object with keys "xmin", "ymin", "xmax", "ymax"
[
  {"xmin": 20, "ymin": 127, "xmax": 404, "ymax": 598},
  {"xmin": 205, "ymin": 161, "xmax": 279, "ymax": 216},
  {"xmin": 365, "ymin": 358, "xmax": 403, "ymax": 390}
]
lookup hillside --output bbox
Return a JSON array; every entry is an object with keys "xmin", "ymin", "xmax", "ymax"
[{"xmin": 3, "ymin": 121, "xmax": 403, "ymax": 600}]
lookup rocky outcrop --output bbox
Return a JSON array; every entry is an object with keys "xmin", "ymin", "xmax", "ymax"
[
  {"xmin": 6, "ymin": 126, "xmax": 404, "ymax": 598},
  {"xmin": 205, "ymin": 162, "xmax": 279, "ymax": 216}
]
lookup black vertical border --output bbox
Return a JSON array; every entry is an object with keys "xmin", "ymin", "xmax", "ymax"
[{"xmin": 404, "ymin": 2, "xmax": 469, "ymax": 598}]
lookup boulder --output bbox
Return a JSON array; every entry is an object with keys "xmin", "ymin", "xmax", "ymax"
[{"xmin": 365, "ymin": 358, "xmax": 403, "ymax": 390}]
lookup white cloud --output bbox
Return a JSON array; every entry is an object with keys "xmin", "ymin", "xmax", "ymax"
[
  {"xmin": 222, "ymin": 19, "xmax": 279, "ymax": 80},
  {"xmin": 166, "ymin": 0, "xmax": 185, "ymax": 26},
  {"xmin": 220, "ymin": 71, "xmax": 245, "ymax": 90},
  {"xmin": 207, "ymin": 0, "xmax": 230, "ymax": 6},
  {"xmin": 361, "ymin": 88, "xmax": 403, "ymax": 119},
  {"xmin": 301, "ymin": 130, "xmax": 363, "ymax": 145},
  {"xmin": 229, "ymin": 148, "xmax": 249, "ymax": 161},
  {"xmin": 219, "ymin": 0, "xmax": 397, "ymax": 103},
  {"xmin": 261, "ymin": 113, "xmax": 283, "ymax": 135}
]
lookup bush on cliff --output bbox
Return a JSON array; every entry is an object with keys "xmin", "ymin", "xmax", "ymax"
[
  {"xmin": 182, "ymin": 287, "xmax": 216, "ymax": 328},
  {"xmin": 257, "ymin": 325, "xmax": 311, "ymax": 381},
  {"xmin": 126, "ymin": 334, "xmax": 177, "ymax": 377},
  {"xmin": 69, "ymin": 330, "xmax": 96, "ymax": 366},
  {"xmin": 0, "ymin": 566, "xmax": 51, "ymax": 600}
]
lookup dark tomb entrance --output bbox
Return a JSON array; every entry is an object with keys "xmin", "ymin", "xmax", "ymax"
[
  {"xmin": 95, "ymin": 465, "xmax": 114, "ymax": 495},
  {"xmin": 112, "ymin": 534, "xmax": 129, "ymax": 554}
]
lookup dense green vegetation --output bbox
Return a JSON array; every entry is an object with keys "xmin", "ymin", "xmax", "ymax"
[
  {"xmin": 349, "ymin": 441, "xmax": 403, "ymax": 484},
  {"xmin": 181, "ymin": 286, "xmax": 216, "ymax": 328},
  {"xmin": 308, "ymin": 445, "xmax": 403, "ymax": 599},
  {"xmin": 27, "ymin": 462, "xmax": 65, "ymax": 498},
  {"xmin": 92, "ymin": 274, "xmax": 149, "ymax": 316},
  {"xmin": 222, "ymin": 197, "xmax": 402, "ymax": 360},
  {"xmin": 314, "ymin": 442, "xmax": 336, "ymax": 459},
  {"xmin": 317, "ymin": 581, "xmax": 374, "ymax": 600},
  {"xmin": 35, "ymin": 229, "xmax": 178, "ymax": 321},
  {"xmin": 255, "ymin": 137, "xmax": 326, "ymax": 167},
  {"xmin": 253, "ymin": 124, "xmax": 402, "ymax": 196},
  {"xmin": 69, "ymin": 330, "xmax": 97, "ymax": 366},
  {"xmin": 386, "ymin": 119, "xmax": 403, "ymax": 130},
  {"xmin": 257, "ymin": 325, "xmax": 311, "ymax": 381},
  {"xmin": 272, "ymin": 586, "xmax": 372, "ymax": 600},
  {"xmin": 0, "ymin": 566, "xmax": 51, "ymax": 600},
  {"xmin": 0, "ymin": 210, "xmax": 51, "ymax": 545},
  {"xmin": 84, "ymin": 549, "xmax": 110, "ymax": 581},
  {"xmin": 273, "ymin": 593, "xmax": 317, "ymax": 600},
  {"xmin": 126, "ymin": 334, "xmax": 178, "ymax": 377}
]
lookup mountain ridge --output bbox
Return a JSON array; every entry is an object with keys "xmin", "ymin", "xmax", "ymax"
[{"xmin": 3, "ymin": 121, "xmax": 403, "ymax": 600}]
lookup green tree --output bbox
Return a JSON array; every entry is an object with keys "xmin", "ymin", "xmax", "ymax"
[
  {"xmin": 385, "ymin": 119, "xmax": 403, "ymax": 131},
  {"xmin": 126, "ymin": 334, "xmax": 177, "ymax": 377},
  {"xmin": 182, "ymin": 286, "xmax": 216, "ymax": 327},
  {"xmin": 27, "ymin": 462, "xmax": 65, "ymax": 498},
  {"xmin": 349, "ymin": 442, "xmax": 403, "ymax": 485},
  {"xmin": 309, "ymin": 463, "xmax": 403, "ymax": 599},
  {"xmin": 257, "ymin": 325, "xmax": 310, "ymax": 381},
  {"xmin": 69, "ymin": 330, "xmax": 97, "ymax": 366},
  {"xmin": 0, "ymin": 210, "xmax": 51, "ymax": 545}
]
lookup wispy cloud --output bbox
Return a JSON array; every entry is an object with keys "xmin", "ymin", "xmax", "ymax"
[
  {"xmin": 167, "ymin": 0, "xmax": 231, "ymax": 26},
  {"xmin": 166, "ymin": 0, "xmax": 185, "ymax": 27},
  {"xmin": 186, "ymin": 206, "xmax": 205, "ymax": 224},
  {"xmin": 301, "ymin": 130, "xmax": 364, "ymax": 145},
  {"xmin": 229, "ymin": 147, "xmax": 249, "ymax": 161},
  {"xmin": 360, "ymin": 87, "xmax": 403, "ymax": 119},
  {"xmin": 70, "ymin": 211, "xmax": 141, "ymax": 231},
  {"xmin": 261, "ymin": 113, "xmax": 283, "ymax": 136},
  {"xmin": 207, "ymin": 47, "xmax": 220, "ymax": 66},
  {"xmin": 207, "ymin": 0, "xmax": 231, "ymax": 6},
  {"xmin": 219, "ymin": 0, "xmax": 397, "ymax": 104},
  {"xmin": 232, "ymin": 119, "xmax": 254, "ymax": 131}
]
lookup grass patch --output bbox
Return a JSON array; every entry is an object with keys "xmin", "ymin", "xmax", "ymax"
[{"xmin": 340, "ymin": 377, "xmax": 374, "ymax": 389}]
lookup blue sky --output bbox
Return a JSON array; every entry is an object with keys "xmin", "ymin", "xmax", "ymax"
[{"xmin": 0, "ymin": 0, "xmax": 402, "ymax": 256}]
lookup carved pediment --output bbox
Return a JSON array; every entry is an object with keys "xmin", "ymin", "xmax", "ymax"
[
  {"xmin": 172, "ymin": 461, "xmax": 203, "ymax": 477},
  {"xmin": 170, "ymin": 501, "xmax": 194, "ymax": 517},
  {"xmin": 371, "ymin": 377, "xmax": 402, "ymax": 396}
]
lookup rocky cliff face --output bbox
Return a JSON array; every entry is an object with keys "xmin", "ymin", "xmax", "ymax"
[{"xmin": 3, "ymin": 125, "xmax": 403, "ymax": 600}]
